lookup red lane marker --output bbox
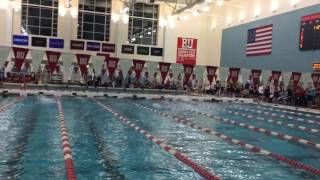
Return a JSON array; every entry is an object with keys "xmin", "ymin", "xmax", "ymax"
[
  {"xmin": 56, "ymin": 97, "xmax": 77, "ymax": 180},
  {"xmin": 181, "ymin": 107, "xmax": 320, "ymax": 151},
  {"xmin": 194, "ymin": 104, "xmax": 320, "ymax": 135},
  {"xmin": 92, "ymin": 99, "xmax": 220, "ymax": 180},
  {"xmin": 0, "ymin": 96, "xmax": 24, "ymax": 112},
  {"xmin": 133, "ymin": 103, "xmax": 320, "ymax": 176},
  {"xmin": 230, "ymin": 105, "xmax": 320, "ymax": 127}
]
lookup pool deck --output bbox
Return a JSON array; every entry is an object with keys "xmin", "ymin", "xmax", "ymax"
[{"xmin": 2, "ymin": 82, "xmax": 320, "ymax": 114}]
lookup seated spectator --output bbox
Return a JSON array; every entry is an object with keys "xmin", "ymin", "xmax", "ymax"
[{"xmin": 164, "ymin": 72, "xmax": 175, "ymax": 89}]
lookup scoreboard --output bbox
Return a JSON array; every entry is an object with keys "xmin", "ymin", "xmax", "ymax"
[
  {"xmin": 299, "ymin": 12, "xmax": 320, "ymax": 50},
  {"xmin": 313, "ymin": 63, "xmax": 320, "ymax": 71}
]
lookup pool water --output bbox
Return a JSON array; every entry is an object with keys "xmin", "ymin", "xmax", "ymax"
[{"xmin": 0, "ymin": 95, "xmax": 319, "ymax": 180}]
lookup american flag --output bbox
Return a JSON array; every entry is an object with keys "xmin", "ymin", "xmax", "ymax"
[{"xmin": 246, "ymin": 24, "xmax": 273, "ymax": 56}]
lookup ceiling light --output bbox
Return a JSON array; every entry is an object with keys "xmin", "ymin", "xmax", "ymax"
[
  {"xmin": 71, "ymin": 8, "xmax": 78, "ymax": 18},
  {"xmin": 290, "ymin": 0, "xmax": 300, "ymax": 7},
  {"xmin": 122, "ymin": 14, "xmax": 129, "ymax": 24},
  {"xmin": 0, "ymin": 0, "xmax": 9, "ymax": 10},
  {"xmin": 192, "ymin": 11, "xmax": 199, "ymax": 16},
  {"xmin": 270, "ymin": 0, "xmax": 278, "ymax": 13},
  {"xmin": 201, "ymin": 6, "xmax": 210, "ymax": 12},
  {"xmin": 254, "ymin": 5, "xmax": 261, "ymax": 18},
  {"xmin": 239, "ymin": 11, "xmax": 245, "ymax": 22},
  {"xmin": 111, "ymin": 13, "xmax": 120, "ymax": 23},
  {"xmin": 182, "ymin": 15, "xmax": 189, "ymax": 21},
  {"xmin": 59, "ymin": 6, "xmax": 67, "ymax": 17},
  {"xmin": 159, "ymin": 17, "xmax": 167, "ymax": 27},
  {"xmin": 12, "ymin": 2, "xmax": 21, "ymax": 12},
  {"xmin": 216, "ymin": 0, "xmax": 224, "ymax": 6}
]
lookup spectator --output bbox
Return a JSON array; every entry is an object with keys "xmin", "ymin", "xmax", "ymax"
[{"xmin": 306, "ymin": 82, "xmax": 316, "ymax": 107}]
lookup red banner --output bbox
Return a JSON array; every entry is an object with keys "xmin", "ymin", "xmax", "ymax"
[
  {"xmin": 183, "ymin": 64, "xmax": 194, "ymax": 82},
  {"xmin": 271, "ymin": 71, "xmax": 281, "ymax": 86},
  {"xmin": 176, "ymin": 37, "xmax": 197, "ymax": 65},
  {"xmin": 251, "ymin": 69, "xmax": 261, "ymax": 85},
  {"xmin": 291, "ymin": 72, "xmax": 301, "ymax": 86},
  {"xmin": 206, "ymin": 66, "xmax": 217, "ymax": 85},
  {"xmin": 12, "ymin": 47, "xmax": 28, "ymax": 72},
  {"xmin": 133, "ymin": 60, "xmax": 145, "ymax": 80},
  {"xmin": 159, "ymin": 62, "xmax": 171, "ymax": 84},
  {"xmin": 46, "ymin": 51, "xmax": 61, "ymax": 73},
  {"xmin": 76, "ymin": 54, "xmax": 90, "ymax": 76},
  {"xmin": 229, "ymin": 68, "xmax": 240, "ymax": 84},
  {"xmin": 106, "ymin": 57, "xmax": 119, "ymax": 78},
  {"xmin": 311, "ymin": 73, "xmax": 320, "ymax": 88}
]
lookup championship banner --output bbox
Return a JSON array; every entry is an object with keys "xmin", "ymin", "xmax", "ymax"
[
  {"xmin": 176, "ymin": 37, "xmax": 197, "ymax": 65},
  {"xmin": 206, "ymin": 66, "xmax": 217, "ymax": 85},
  {"xmin": 311, "ymin": 73, "xmax": 320, "ymax": 88},
  {"xmin": 133, "ymin": 60, "xmax": 145, "ymax": 80},
  {"xmin": 291, "ymin": 72, "xmax": 301, "ymax": 86},
  {"xmin": 183, "ymin": 64, "xmax": 194, "ymax": 82},
  {"xmin": 76, "ymin": 54, "xmax": 91, "ymax": 76},
  {"xmin": 12, "ymin": 47, "xmax": 29, "ymax": 72},
  {"xmin": 105, "ymin": 57, "xmax": 119, "ymax": 78},
  {"xmin": 46, "ymin": 51, "xmax": 61, "ymax": 73},
  {"xmin": 251, "ymin": 69, "xmax": 262, "ymax": 85},
  {"xmin": 159, "ymin": 62, "xmax": 171, "ymax": 84},
  {"xmin": 229, "ymin": 68, "xmax": 240, "ymax": 83},
  {"xmin": 271, "ymin": 71, "xmax": 281, "ymax": 86}
]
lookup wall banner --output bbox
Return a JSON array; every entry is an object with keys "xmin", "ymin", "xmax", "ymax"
[
  {"xmin": 46, "ymin": 51, "xmax": 61, "ymax": 72},
  {"xmin": 183, "ymin": 64, "xmax": 194, "ymax": 82},
  {"xmin": 70, "ymin": 40, "xmax": 85, "ymax": 50},
  {"xmin": 12, "ymin": 47, "xmax": 29, "ymax": 72},
  {"xmin": 133, "ymin": 60, "xmax": 145, "ymax": 80},
  {"xmin": 206, "ymin": 66, "xmax": 217, "ymax": 85},
  {"xmin": 251, "ymin": 69, "xmax": 262, "ymax": 85},
  {"xmin": 13, "ymin": 35, "xmax": 29, "ymax": 46},
  {"xmin": 159, "ymin": 62, "xmax": 171, "ymax": 83},
  {"xmin": 76, "ymin": 54, "xmax": 91, "ymax": 76},
  {"xmin": 176, "ymin": 37, "xmax": 197, "ymax": 65}
]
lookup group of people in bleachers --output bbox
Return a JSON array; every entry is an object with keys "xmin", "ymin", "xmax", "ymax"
[
  {"xmin": 78, "ymin": 65, "xmax": 196, "ymax": 90},
  {"xmin": 209, "ymin": 76, "xmax": 319, "ymax": 108},
  {"xmin": 1, "ymin": 61, "xmax": 320, "ymax": 108}
]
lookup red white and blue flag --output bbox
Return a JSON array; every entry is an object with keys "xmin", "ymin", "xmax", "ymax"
[{"xmin": 246, "ymin": 24, "xmax": 273, "ymax": 56}]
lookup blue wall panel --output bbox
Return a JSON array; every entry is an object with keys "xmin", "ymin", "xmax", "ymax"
[{"xmin": 221, "ymin": 4, "xmax": 320, "ymax": 72}]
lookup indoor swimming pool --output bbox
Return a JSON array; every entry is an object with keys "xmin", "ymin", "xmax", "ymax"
[{"xmin": 0, "ymin": 95, "xmax": 319, "ymax": 180}]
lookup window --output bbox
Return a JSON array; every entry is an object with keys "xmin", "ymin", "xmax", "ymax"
[
  {"xmin": 77, "ymin": 0, "xmax": 112, "ymax": 41},
  {"xmin": 21, "ymin": 0, "xmax": 58, "ymax": 36},
  {"xmin": 128, "ymin": 3, "xmax": 159, "ymax": 46}
]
